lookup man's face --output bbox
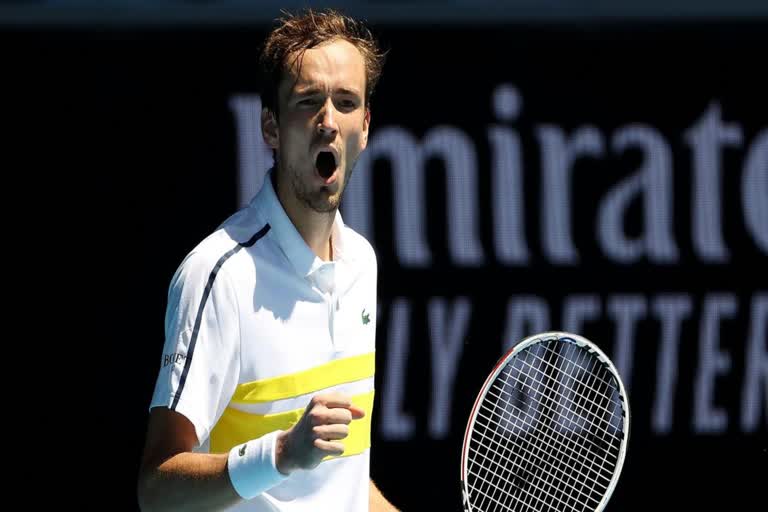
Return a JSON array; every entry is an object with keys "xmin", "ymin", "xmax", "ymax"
[{"xmin": 264, "ymin": 38, "xmax": 370, "ymax": 214}]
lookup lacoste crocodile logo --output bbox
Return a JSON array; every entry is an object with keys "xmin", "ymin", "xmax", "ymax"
[{"xmin": 362, "ymin": 309, "xmax": 370, "ymax": 325}]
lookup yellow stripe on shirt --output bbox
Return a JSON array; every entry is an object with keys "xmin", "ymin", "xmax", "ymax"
[
  {"xmin": 210, "ymin": 390, "xmax": 375, "ymax": 458},
  {"xmin": 230, "ymin": 352, "xmax": 375, "ymax": 404}
]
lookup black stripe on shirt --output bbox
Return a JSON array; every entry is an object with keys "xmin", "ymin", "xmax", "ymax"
[{"xmin": 171, "ymin": 223, "xmax": 271, "ymax": 411}]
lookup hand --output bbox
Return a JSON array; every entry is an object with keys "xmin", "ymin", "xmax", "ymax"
[{"xmin": 275, "ymin": 392, "xmax": 365, "ymax": 475}]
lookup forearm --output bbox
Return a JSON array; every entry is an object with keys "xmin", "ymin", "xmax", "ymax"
[
  {"xmin": 369, "ymin": 479, "xmax": 399, "ymax": 512},
  {"xmin": 138, "ymin": 452, "xmax": 241, "ymax": 512}
]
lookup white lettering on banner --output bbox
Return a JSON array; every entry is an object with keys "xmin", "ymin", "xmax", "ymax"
[
  {"xmin": 381, "ymin": 298, "xmax": 415, "ymax": 440},
  {"xmin": 741, "ymin": 294, "xmax": 767, "ymax": 432},
  {"xmin": 376, "ymin": 293, "xmax": 765, "ymax": 440},
  {"xmin": 693, "ymin": 294, "xmax": 736, "ymax": 434},
  {"xmin": 652, "ymin": 295, "xmax": 691, "ymax": 435},
  {"xmin": 229, "ymin": 95, "xmax": 271, "ymax": 207},
  {"xmin": 229, "ymin": 88, "xmax": 766, "ymax": 438},
  {"xmin": 685, "ymin": 102, "xmax": 743, "ymax": 263},
  {"xmin": 536, "ymin": 125, "xmax": 604, "ymax": 265},
  {"xmin": 599, "ymin": 125, "xmax": 678, "ymax": 263},
  {"xmin": 428, "ymin": 297, "xmax": 471, "ymax": 438},
  {"xmin": 490, "ymin": 84, "xmax": 529, "ymax": 264},
  {"xmin": 231, "ymin": 89, "xmax": 766, "ymax": 263},
  {"xmin": 346, "ymin": 127, "xmax": 485, "ymax": 267},
  {"xmin": 607, "ymin": 295, "xmax": 646, "ymax": 391},
  {"xmin": 742, "ymin": 130, "xmax": 768, "ymax": 252},
  {"xmin": 563, "ymin": 294, "xmax": 601, "ymax": 334},
  {"xmin": 503, "ymin": 296, "xmax": 550, "ymax": 353}
]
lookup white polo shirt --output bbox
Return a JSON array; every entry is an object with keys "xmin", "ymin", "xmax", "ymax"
[{"xmin": 150, "ymin": 173, "xmax": 378, "ymax": 511}]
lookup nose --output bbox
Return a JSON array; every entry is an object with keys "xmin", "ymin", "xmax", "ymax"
[{"xmin": 317, "ymin": 98, "xmax": 338, "ymax": 137}]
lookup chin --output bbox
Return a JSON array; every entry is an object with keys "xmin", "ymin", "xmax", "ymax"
[
  {"xmin": 304, "ymin": 190, "xmax": 342, "ymax": 214},
  {"xmin": 322, "ymin": 193, "xmax": 342, "ymax": 212}
]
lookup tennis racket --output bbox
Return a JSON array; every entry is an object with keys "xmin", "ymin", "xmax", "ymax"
[{"xmin": 461, "ymin": 331, "xmax": 630, "ymax": 512}]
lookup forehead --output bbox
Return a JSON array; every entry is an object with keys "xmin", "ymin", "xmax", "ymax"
[{"xmin": 282, "ymin": 39, "xmax": 366, "ymax": 95}]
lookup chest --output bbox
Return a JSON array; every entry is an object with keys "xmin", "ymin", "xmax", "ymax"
[{"xmin": 235, "ymin": 264, "xmax": 377, "ymax": 382}]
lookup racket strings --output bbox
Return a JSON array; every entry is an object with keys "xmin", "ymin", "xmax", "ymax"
[
  {"xmin": 483, "ymin": 349, "xmax": 609, "ymax": 509},
  {"xmin": 496, "ymin": 343, "xmax": 618, "ymax": 509},
  {"xmin": 466, "ymin": 339, "xmax": 626, "ymax": 512},
  {"xmin": 537, "ymin": 342, "xmax": 623, "ymax": 424},
  {"xmin": 523, "ymin": 343, "xmax": 623, "ymax": 432},
  {"xmin": 507, "ymin": 342, "xmax": 592, "ymax": 512},
  {"xmin": 492, "ymin": 374, "xmax": 617, "ymax": 458},
  {"xmin": 514, "ymin": 341, "xmax": 621, "ymax": 505},
  {"xmin": 556, "ymin": 343, "xmax": 623, "ymax": 504},
  {"xmin": 470, "ymin": 410, "xmax": 604, "ymax": 507},
  {"xmin": 470, "ymin": 339, "xmax": 575, "ymax": 511},
  {"xmin": 513, "ymin": 345, "xmax": 622, "ymax": 445},
  {"xmin": 472, "ymin": 339, "xmax": 575, "ymax": 512},
  {"xmin": 483, "ymin": 345, "xmax": 616, "ymax": 486},
  {"xmin": 468, "ymin": 445, "xmax": 585, "ymax": 512},
  {"xmin": 481, "ymin": 386, "xmax": 614, "ymax": 485},
  {"xmin": 469, "ymin": 407, "xmax": 603, "ymax": 511},
  {"xmin": 505, "ymin": 346, "xmax": 623, "ymax": 449}
]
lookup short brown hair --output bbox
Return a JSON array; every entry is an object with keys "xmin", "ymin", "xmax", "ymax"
[{"xmin": 259, "ymin": 8, "xmax": 386, "ymax": 115}]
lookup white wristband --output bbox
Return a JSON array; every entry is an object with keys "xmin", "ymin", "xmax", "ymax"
[{"xmin": 227, "ymin": 430, "xmax": 288, "ymax": 500}]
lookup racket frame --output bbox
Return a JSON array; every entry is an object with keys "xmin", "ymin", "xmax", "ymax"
[{"xmin": 460, "ymin": 331, "xmax": 630, "ymax": 512}]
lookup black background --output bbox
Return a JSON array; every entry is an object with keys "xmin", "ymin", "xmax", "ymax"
[{"xmin": 10, "ymin": 20, "xmax": 766, "ymax": 510}]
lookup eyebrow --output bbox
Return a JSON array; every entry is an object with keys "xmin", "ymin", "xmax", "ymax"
[
  {"xmin": 335, "ymin": 87, "xmax": 362, "ymax": 97},
  {"xmin": 292, "ymin": 86, "xmax": 362, "ymax": 98}
]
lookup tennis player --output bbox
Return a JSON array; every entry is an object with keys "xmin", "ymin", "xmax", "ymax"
[{"xmin": 137, "ymin": 9, "xmax": 397, "ymax": 511}]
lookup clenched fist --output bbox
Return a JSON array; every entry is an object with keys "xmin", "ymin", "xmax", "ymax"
[{"xmin": 275, "ymin": 392, "xmax": 365, "ymax": 475}]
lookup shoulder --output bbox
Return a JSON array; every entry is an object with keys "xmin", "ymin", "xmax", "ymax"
[{"xmin": 172, "ymin": 207, "xmax": 271, "ymax": 286}]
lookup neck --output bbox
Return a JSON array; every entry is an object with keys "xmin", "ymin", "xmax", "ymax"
[
  {"xmin": 292, "ymin": 208, "xmax": 335, "ymax": 262},
  {"xmin": 273, "ymin": 172, "xmax": 336, "ymax": 261}
]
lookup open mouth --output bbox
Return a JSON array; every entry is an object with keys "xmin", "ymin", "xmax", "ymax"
[{"xmin": 315, "ymin": 151, "xmax": 337, "ymax": 179}]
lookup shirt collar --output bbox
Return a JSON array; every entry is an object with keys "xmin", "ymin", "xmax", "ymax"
[{"xmin": 251, "ymin": 170, "xmax": 349, "ymax": 279}]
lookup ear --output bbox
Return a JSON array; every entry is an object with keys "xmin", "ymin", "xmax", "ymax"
[
  {"xmin": 361, "ymin": 108, "xmax": 371, "ymax": 150},
  {"xmin": 261, "ymin": 108, "xmax": 279, "ymax": 149}
]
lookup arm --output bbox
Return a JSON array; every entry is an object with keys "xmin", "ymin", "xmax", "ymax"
[
  {"xmin": 138, "ymin": 394, "xmax": 365, "ymax": 511},
  {"xmin": 137, "ymin": 408, "xmax": 242, "ymax": 512},
  {"xmin": 139, "ymin": 253, "xmax": 264, "ymax": 511},
  {"xmin": 370, "ymin": 479, "xmax": 399, "ymax": 512}
]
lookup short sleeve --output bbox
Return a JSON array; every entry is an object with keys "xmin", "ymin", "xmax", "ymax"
[{"xmin": 149, "ymin": 250, "xmax": 241, "ymax": 446}]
